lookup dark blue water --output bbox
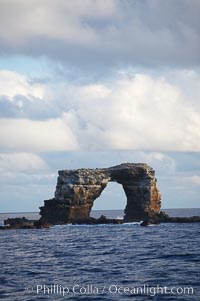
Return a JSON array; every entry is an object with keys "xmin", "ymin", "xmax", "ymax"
[{"xmin": 0, "ymin": 210, "xmax": 200, "ymax": 300}]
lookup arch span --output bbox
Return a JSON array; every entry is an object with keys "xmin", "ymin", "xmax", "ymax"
[{"xmin": 39, "ymin": 163, "xmax": 161, "ymax": 224}]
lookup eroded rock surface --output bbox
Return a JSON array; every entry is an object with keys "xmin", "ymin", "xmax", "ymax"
[{"xmin": 39, "ymin": 163, "xmax": 161, "ymax": 224}]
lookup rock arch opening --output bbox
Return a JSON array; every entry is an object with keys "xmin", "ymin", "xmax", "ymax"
[{"xmin": 90, "ymin": 181, "xmax": 127, "ymax": 218}]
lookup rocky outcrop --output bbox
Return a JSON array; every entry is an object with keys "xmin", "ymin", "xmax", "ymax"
[
  {"xmin": 1, "ymin": 217, "xmax": 51, "ymax": 229},
  {"xmin": 3, "ymin": 217, "xmax": 34, "ymax": 228},
  {"xmin": 39, "ymin": 163, "xmax": 161, "ymax": 224},
  {"xmin": 161, "ymin": 216, "xmax": 200, "ymax": 223},
  {"xmin": 1, "ymin": 214, "xmax": 200, "ymax": 230}
]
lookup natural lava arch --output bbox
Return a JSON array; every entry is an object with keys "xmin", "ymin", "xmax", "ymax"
[{"xmin": 39, "ymin": 163, "xmax": 161, "ymax": 224}]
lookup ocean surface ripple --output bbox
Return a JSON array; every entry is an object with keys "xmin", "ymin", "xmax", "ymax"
[{"xmin": 0, "ymin": 219, "xmax": 200, "ymax": 301}]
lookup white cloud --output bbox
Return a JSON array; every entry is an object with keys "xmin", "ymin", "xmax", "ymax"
[
  {"xmin": 0, "ymin": 116, "xmax": 78, "ymax": 152},
  {"xmin": 166, "ymin": 69, "xmax": 200, "ymax": 109},
  {"xmin": 1, "ymin": 1, "xmax": 200, "ymax": 211},
  {"xmin": 64, "ymin": 73, "xmax": 200, "ymax": 152},
  {"xmin": 0, "ymin": 152, "xmax": 47, "ymax": 173},
  {"xmin": 0, "ymin": 70, "xmax": 44, "ymax": 101},
  {"xmin": 0, "ymin": 183, "xmax": 54, "ymax": 212},
  {"xmin": 131, "ymin": 152, "xmax": 176, "ymax": 175},
  {"xmin": 0, "ymin": 0, "xmax": 200, "ymax": 68},
  {"xmin": 0, "ymin": 0, "xmax": 116, "ymax": 46},
  {"xmin": 190, "ymin": 175, "xmax": 200, "ymax": 185},
  {"xmin": 0, "ymin": 70, "xmax": 200, "ymax": 152}
]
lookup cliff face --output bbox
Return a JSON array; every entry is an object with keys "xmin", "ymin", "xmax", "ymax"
[{"xmin": 39, "ymin": 163, "xmax": 161, "ymax": 224}]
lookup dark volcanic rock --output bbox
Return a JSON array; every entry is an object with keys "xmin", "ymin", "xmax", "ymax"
[
  {"xmin": 162, "ymin": 216, "xmax": 200, "ymax": 223},
  {"xmin": 141, "ymin": 211, "xmax": 200, "ymax": 224},
  {"xmin": 1, "ymin": 212, "xmax": 200, "ymax": 230},
  {"xmin": 71, "ymin": 215, "xmax": 123, "ymax": 225},
  {"xmin": 39, "ymin": 163, "xmax": 162, "ymax": 224},
  {"xmin": 1, "ymin": 217, "xmax": 51, "ymax": 230},
  {"xmin": 4, "ymin": 217, "xmax": 35, "ymax": 229}
]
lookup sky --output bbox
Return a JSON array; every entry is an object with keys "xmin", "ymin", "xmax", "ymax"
[{"xmin": 0, "ymin": 0, "xmax": 200, "ymax": 212}]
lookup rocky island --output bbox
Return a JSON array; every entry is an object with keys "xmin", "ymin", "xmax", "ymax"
[
  {"xmin": 1, "ymin": 163, "xmax": 200, "ymax": 229},
  {"xmin": 40, "ymin": 163, "xmax": 161, "ymax": 224}
]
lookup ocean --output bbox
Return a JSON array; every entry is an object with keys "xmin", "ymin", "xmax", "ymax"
[{"xmin": 0, "ymin": 209, "xmax": 200, "ymax": 300}]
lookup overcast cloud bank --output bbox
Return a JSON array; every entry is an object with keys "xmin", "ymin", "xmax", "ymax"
[
  {"xmin": 0, "ymin": 70, "xmax": 200, "ymax": 152},
  {"xmin": 0, "ymin": 0, "xmax": 200, "ymax": 211},
  {"xmin": 0, "ymin": 0, "xmax": 200, "ymax": 69}
]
